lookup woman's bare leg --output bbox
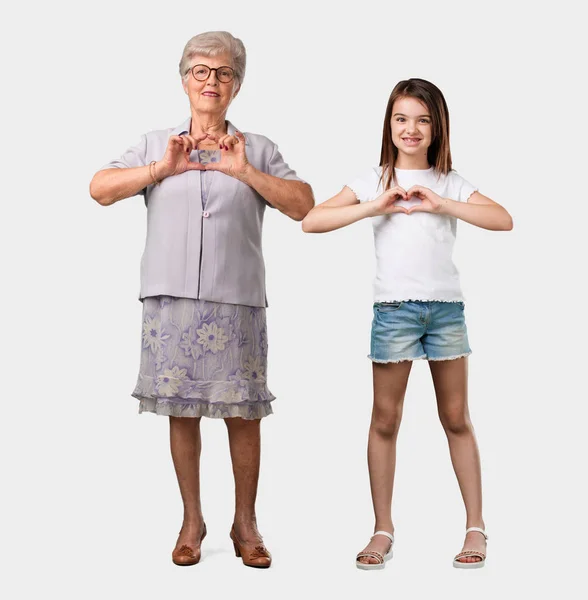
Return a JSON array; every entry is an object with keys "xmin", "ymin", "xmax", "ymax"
[
  {"xmin": 169, "ymin": 416, "xmax": 205, "ymax": 548},
  {"xmin": 429, "ymin": 357, "xmax": 486, "ymax": 563},
  {"xmin": 358, "ymin": 360, "xmax": 412, "ymax": 564},
  {"xmin": 225, "ymin": 417, "xmax": 264, "ymax": 542}
]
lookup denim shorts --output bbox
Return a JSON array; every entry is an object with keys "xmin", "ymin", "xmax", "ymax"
[{"xmin": 369, "ymin": 301, "xmax": 472, "ymax": 363}]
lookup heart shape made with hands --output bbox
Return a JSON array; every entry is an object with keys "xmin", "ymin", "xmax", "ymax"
[
  {"xmin": 177, "ymin": 131, "xmax": 245, "ymax": 154},
  {"xmin": 394, "ymin": 194, "xmax": 422, "ymax": 208},
  {"xmin": 390, "ymin": 187, "xmax": 422, "ymax": 210},
  {"xmin": 397, "ymin": 185, "xmax": 429, "ymax": 200},
  {"xmin": 377, "ymin": 185, "xmax": 442, "ymax": 216},
  {"xmin": 392, "ymin": 185, "xmax": 443, "ymax": 216}
]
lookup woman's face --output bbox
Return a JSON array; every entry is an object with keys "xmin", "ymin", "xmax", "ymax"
[
  {"xmin": 390, "ymin": 96, "xmax": 433, "ymax": 158},
  {"xmin": 182, "ymin": 52, "xmax": 240, "ymax": 116}
]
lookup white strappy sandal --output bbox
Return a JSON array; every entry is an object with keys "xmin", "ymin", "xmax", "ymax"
[
  {"xmin": 355, "ymin": 530, "xmax": 394, "ymax": 570},
  {"xmin": 453, "ymin": 527, "xmax": 488, "ymax": 569}
]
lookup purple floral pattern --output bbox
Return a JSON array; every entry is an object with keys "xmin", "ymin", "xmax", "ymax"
[{"xmin": 132, "ymin": 296, "xmax": 274, "ymax": 419}]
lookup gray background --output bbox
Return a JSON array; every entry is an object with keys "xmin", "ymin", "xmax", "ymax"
[{"xmin": 2, "ymin": 0, "xmax": 585, "ymax": 598}]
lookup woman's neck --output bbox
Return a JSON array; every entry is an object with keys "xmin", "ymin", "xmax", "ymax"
[{"xmin": 189, "ymin": 111, "xmax": 228, "ymax": 138}]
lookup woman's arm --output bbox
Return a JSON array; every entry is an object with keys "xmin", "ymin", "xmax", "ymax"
[
  {"xmin": 90, "ymin": 164, "xmax": 159, "ymax": 206},
  {"xmin": 406, "ymin": 186, "xmax": 513, "ymax": 231},
  {"xmin": 90, "ymin": 134, "xmax": 207, "ymax": 206},
  {"xmin": 302, "ymin": 186, "xmax": 408, "ymax": 233},
  {"xmin": 206, "ymin": 131, "xmax": 314, "ymax": 221},
  {"xmin": 239, "ymin": 167, "xmax": 314, "ymax": 221}
]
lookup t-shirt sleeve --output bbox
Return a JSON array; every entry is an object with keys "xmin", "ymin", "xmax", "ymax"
[
  {"xmin": 101, "ymin": 134, "xmax": 148, "ymax": 171},
  {"xmin": 448, "ymin": 170, "xmax": 478, "ymax": 203},
  {"xmin": 346, "ymin": 169, "xmax": 380, "ymax": 202}
]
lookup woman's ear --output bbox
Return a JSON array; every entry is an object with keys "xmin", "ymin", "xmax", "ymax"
[
  {"xmin": 232, "ymin": 83, "xmax": 241, "ymax": 99},
  {"xmin": 182, "ymin": 78, "xmax": 188, "ymax": 95}
]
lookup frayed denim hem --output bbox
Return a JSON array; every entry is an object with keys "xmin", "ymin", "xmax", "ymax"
[
  {"xmin": 368, "ymin": 354, "xmax": 427, "ymax": 364},
  {"xmin": 368, "ymin": 351, "xmax": 471, "ymax": 363},
  {"xmin": 427, "ymin": 351, "xmax": 472, "ymax": 362}
]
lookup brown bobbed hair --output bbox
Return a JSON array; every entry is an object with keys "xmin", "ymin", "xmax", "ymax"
[{"xmin": 380, "ymin": 78, "xmax": 452, "ymax": 190}]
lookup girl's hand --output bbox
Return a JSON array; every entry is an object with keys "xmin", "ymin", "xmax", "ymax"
[
  {"xmin": 203, "ymin": 130, "xmax": 250, "ymax": 179},
  {"xmin": 157, "ymin": 133, "xmax": 209, "ymax": 179},
  {"xmin": 406, "ymin": 185, "xmax": 447, "ymax": 214},
  {"xmin": 370, "ymin": 186, "xmax": 409, "ymax": 216}
]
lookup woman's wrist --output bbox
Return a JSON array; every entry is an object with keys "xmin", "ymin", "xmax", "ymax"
[
  {"xmin": 153, "ymin": 161, "xmax": 172, "ymax": 181},
  {"xmin": 234, "ymin": 162, "xmax": 255, "ymax": 184}
]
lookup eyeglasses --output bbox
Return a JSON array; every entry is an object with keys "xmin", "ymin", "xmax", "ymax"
[{"xmin": 189, "ymin": 64, "xmax": 235, "ymax": 83}]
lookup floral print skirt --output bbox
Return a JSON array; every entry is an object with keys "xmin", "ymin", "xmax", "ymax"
[{"xmin": 132, "ymin": 296, "xmax": 274, "ymax": 419}]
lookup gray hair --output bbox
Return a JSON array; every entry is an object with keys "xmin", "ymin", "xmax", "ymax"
[{"xmin": 179, "ymin": 31, "xmax": 246, "ymax": 86}]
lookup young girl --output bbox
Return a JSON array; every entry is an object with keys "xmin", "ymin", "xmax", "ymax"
[{"xmin": 302, "ymin": 78, "xmax": 512, "ymax": 570}]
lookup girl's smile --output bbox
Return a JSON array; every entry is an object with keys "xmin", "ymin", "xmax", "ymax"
[
  {"xmin": 391, "ymin": 96, "xmax": 432, "ymax": 168},
  {"xmin": 401, "ymin": 137, "xmax": 422, "ymax": 146}
]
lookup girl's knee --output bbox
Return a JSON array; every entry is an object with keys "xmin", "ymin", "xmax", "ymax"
[
  {"xmin": 439, "ymin": 409, "xmax": 471, "ymax": 435},
  {"xmin": 371, "ymin": 408, "xmax": 402, "ymax": 438}
]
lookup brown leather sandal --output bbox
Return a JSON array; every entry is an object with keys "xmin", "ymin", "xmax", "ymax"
[
  {"xmin": 172, "ymin": 523, "xmax": 207, "ymax": 566},
  {"xmin": 230, "ymin": 526, "xmax": 272, "ymax": 568}
]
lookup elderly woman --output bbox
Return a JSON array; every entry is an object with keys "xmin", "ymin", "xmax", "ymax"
[{"xmin": 90, "ymin": 31, "xmax": 313, "ymax": 568}]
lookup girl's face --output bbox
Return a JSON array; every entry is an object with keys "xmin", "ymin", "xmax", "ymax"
[{"xmin": 390, "ymin": 96, "xmax": 433, "ymax": 158}]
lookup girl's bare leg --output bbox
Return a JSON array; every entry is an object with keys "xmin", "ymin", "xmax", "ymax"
[
  {"xmin": 358, "ymin": 360, "xmax": 412, "ymax": 564},
  {"xmin": 429, "ymin": 357, "xmax": 486, "ymax": 563}
]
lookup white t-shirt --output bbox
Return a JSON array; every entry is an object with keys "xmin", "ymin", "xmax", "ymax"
[{"xmin": 347, "ymin": 167, "xmax": 477, "ymax": 303}]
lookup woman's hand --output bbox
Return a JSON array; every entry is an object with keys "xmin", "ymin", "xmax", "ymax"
[
  {"xmin": 369, "ymin": 186, "xmax": 409, "ymax": 216},
  {"xmin": 156, "ymin": 133, "xmax": 209, "ymax": 179},
  {"xmin": 405, "ymin": 185, "xmax": 447, "ymax": 214},
  {"xmin": 204, "ymin": 131, "xmax": 250, "ymax": 179}
]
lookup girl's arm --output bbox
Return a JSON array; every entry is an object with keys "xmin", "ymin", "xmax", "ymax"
[
  {"xmin": 406, "ymin": 187, "xmax": 513, "ymax": 231},
  {"xmin": 302, "ymin": 186, "xmax": 407, "ymax": 233},
  {"xmin": 442, "ymin": 192, "xmax": 513, "ymax": 231}
]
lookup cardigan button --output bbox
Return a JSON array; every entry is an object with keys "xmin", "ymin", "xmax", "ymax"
[{"xmin": 203, "ymin": 211, "xmax": 210, "ymax": 218}]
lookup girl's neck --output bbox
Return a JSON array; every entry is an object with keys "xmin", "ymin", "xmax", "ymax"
[{"xmin": 394, "ymin": 152, "xmax": 430, "ymax": 170}]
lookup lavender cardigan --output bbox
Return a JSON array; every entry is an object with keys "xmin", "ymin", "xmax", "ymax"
[{"xmin": 102, "ymin": 118, "xmax": 305, "ymax": 307}]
